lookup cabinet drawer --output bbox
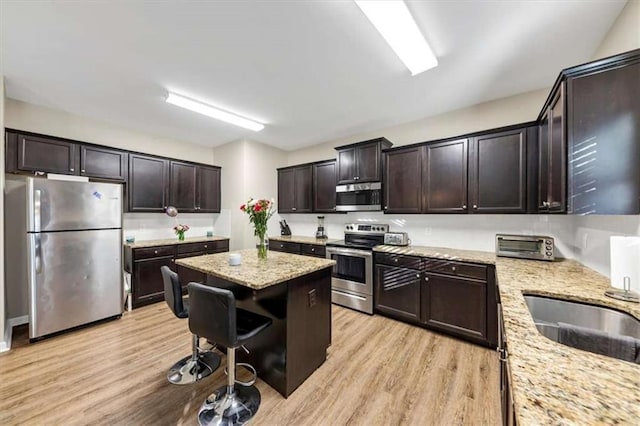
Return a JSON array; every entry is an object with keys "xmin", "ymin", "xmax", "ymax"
[
  {"xmin": 207, "ymin": 239, "xmax": 229, "ymax": 253},
  {"xmin": 134, "ymin": 245, "xmax": 175, "ymax": 260},
  {"xmin": 423, "ymin": 258, "xmax": 487, "ymax": 281},
  {"xmin": 270, "ymin": 241, "xmax": 301, "ymax": 254},
  {"xmin": 301, "ymin": 244, "xmax": 326, "ymax": 258},
  {"xmin": 375, "ymin": 253, "xmax": 422, "ymax": 270}
]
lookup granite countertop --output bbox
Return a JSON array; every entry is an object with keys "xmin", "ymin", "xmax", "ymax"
[
  {"xmin": 124, "ymin": 236, "xmax": 229, "ymax": 249},
  {"xmin": 269, "ymin": 235, "xmax": 338, "ymax": 246},
  {"xmin": 175, "ymin": 249, "xmax": 335, "ymax": 290},
  {"xmin": 374, "ymin": 244, "xmax": 640, "ymax": 424}
]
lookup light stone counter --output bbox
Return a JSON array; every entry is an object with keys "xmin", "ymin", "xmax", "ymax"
[
  {"xmin": 374, "ymin": 244, "xmax": 640, "ymax": 424},
  {"xmin": 269, "ymin": 235, "xmax": 338, "ymax": 246},
  {"xmin": 175, "ymin": 249, "xmax": 335, "ymax": 290},
  {"xmin": 124, "ymin": 236, "xmax": 229, "ymax": 249}
]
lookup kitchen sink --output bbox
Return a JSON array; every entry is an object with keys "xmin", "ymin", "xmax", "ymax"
[{"xmin": 524, "ymin": 295, "xmax": 640, "ymax": 361}]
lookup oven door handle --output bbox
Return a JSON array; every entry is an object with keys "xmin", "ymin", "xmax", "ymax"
[
  {"xmin": 331, "ymin": 289, "xmax": 367, "ymax": 301},
  {"xmin": 326, "ymin": 247, "xmax": 373, "ymax": 258}
]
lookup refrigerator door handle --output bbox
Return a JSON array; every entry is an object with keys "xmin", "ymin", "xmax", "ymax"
[
  {"xmin": 34, "ymin": 233, "xmax": 42, "ymax": 274},
  {"xmin": 34, "ymin": 189, "xmax": 42, "ymax": 233}
]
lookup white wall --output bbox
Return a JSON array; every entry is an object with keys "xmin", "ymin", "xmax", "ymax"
[
  {"xmin": 123, "ymin": 213, "xmax": 219, "ymax": 242},
  {"xmin": 5, "ymin": 98, "xmax": 216, "ymax": 165},
  {"xmin": 287, "ymin": 88, "xmax": 549, "ymax": 165},
  {"xmin": 0, "ymin": 77, "xmax": 6, "ymax": 350},
  {"xmin": 592, "ymin": 0, "xmax": 640, "ymax": 60},
  {"xmin": 213, "ymin": 139, "xmax": 287, "ymax": 251}
]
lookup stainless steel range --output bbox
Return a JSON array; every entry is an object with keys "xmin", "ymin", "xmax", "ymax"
[{"xmin": 326, "ymin": 223, "xmax": 388, "ymax": 314}]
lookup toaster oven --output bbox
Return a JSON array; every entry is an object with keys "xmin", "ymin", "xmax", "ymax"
[{"xmin": 495, "ymin": 234, "xmax": 555, "ymax": 261}]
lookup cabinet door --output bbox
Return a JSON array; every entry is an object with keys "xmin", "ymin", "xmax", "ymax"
[
  {"xmin": 538, "ymin": 111, "xmax": 550, "ymax": 211},
  {"xmin": 422, "ymin": 273, "xmax": 487, "ymax": 341},
  {"xmin": 469, "ymin": 129, "xmax": 526, "ymax": 213},
  {"xmin": 17, "ymin": 134, "xmax": 78, "ymax": 175},
  {"xmin": 278, "ymin": 168, "xmax": 295, "ymax": 213},
  {"xmin": 424, "ymin": 139, "xmax": 468, "ymax": 213},
  {"xmin": 313, "ymin": 160, "xmax": 337, "ymax": 212},
  {"xmin": 197, "ymin": 166, "xmax": 221, "ymax": 213},
  {"xmin": 132, "ymin": 256, "xmax": 174, "ymax": 307},
  {"xmin": 355, "ymin": 143, "xmax": 380, "ymax": 182},
  {"xmin": 169, "ymin": 161, "xmax": 197, "ymax": 212},
  {"xmin": 128, "ymin": 154, "xmax": 170, "ymax": 212},
  {"xmin": 294, "ymin": 165, "xmax": 313, "ymax": 213},
  {"xmin": 337, "ymin": 148, "xmax": 356, "ymax": 184},
  {"xmin": 548, "ymin": 84, "xmax": 566, "ymax": 213},
  {"xmin": 375, "ymin": 264, "xmax": 421, "ymax": 322},
  {"xmin": 80, "ymin": 145, "xmax": 127, "ymax": 181},
  {"xmin": 383, "ymin": 146, "xmax": 423, "ymax": 213},
  {"xmin": 567, "ymin": 62, "xmax": 640, "ymax": 214}
]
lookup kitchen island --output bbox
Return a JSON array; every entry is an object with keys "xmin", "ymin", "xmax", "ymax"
[{"xmin": 175, "ymin": 249, "xmax": 335, "ymax": 397}]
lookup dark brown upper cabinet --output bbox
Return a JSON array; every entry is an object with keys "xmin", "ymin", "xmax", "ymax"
[
  {"xmin": 197, "ymin": 166, "xmax": 221, "ymax": 213},
  {"xmin": 169, "ymin": 161, "xmax": 197, "ymax": 212},
  {"xmin": 383, "ymin": 145, "xmax": 423, "ymax": 214},
  {"xmin": 469, "ymin": 128, "xmax": 527, "ymax": 213},
  {"xmin": 80, "ymin": 145, "xmax": 128, "ymax": 181},
  {"xmin": 336, "ymin": 138, "xmax": 392, "ymax": 184},
  {"xmin": 313, "ymin": 160, "xmax": 337, "ymax": 212},
  {"xmin": 567, "ymin": 59, "xmax": 640, "ymax": 215},
  {"xmin": 538, "ymin": 84, "xmax": 566, "ymax": 213},
  {"xmin": 278, "ymin": 164, "xmax": 313, "ymax": 213},
  {"xmin": 423, "ymin": 139, "xmax": 468, "ymax": 213},
  {"xmin": 16, "ymin": 133, "xmax": 79, "ymax": 175},
  {"xmin": 128, "ymin": 154, "xmax": 170, "ymax": 212}
]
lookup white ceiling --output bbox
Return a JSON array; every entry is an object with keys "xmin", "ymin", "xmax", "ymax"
[{"xmin": 1, "ymin": 1, "xmax": 627, "ymax": 151}]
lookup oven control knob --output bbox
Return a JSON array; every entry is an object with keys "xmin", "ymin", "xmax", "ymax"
[
  {"xmin": 546, "ymin": 251, "xmax": 553, "ymax": 256},
  {"xmin": 545, "ymin": 240, "xmax": 552, "ymax": 245},
  {"xmin": 546, "ymin": 245, "xmax": 552, "ymax": 250}
]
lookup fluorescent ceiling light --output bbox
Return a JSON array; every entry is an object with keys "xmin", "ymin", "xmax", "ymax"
[
  {"xmin": 166, "ymin": 93, "xmax": 264, "ymax": 131},
  {"xmin": 355, "ymin": 0, "xmax": 437, "ymax": 75}
]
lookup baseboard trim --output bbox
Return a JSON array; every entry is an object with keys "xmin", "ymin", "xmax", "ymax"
[{"xmin": 0, "ymin": 315, "xmax": 30, "ymax": 352}]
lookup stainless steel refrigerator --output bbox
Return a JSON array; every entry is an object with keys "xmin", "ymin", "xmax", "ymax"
[{"xmin": 7, "ymin": 177, "xmax": 124, "ymax": 340}]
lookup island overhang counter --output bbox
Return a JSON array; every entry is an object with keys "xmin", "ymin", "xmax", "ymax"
[{"xmin": 175, "ymin": 249, "xmax": 336, "ymax": 398}]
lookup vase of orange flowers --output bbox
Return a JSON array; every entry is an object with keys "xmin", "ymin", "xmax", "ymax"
[
  {"xmin": 241, "ymin": 198, "xmax": 275, "ymax": 259},
  {"xmin": 174, "ymin": 224, "xmax": 190, "ymax": 241}
]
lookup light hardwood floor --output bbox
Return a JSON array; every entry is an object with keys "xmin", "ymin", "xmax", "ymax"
[{"xmin": 0, "ymin": 304, "xmax": 500, "ymax": 425}]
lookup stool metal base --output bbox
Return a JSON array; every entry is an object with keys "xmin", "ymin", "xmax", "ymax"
[
  {"xmin": 167, "ymin": 352, "xmax": 221, "ymax": 385},
  {"xmin": 198, "ymin": 385, "xmax": 261, "ymax": 426}
]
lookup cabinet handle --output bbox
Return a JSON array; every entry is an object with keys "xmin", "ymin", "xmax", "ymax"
[
  {"xmin": 462, "ymin": 204, "xmax": 467, "ymax": 209},
  {"xmin": 473, "ymin": 205, "xmax": 478, "ymax": 209},
  {"xmin": 425, "ymin": 276, "xmax": 429, "ymax": 282},
  {"xmin": 415, "ymin": 273, "xmax": 420, "ymax": 278},
  {"xmin": 292, "ymin": 207, "xmax": 297, "ymax": 211},
  {"xmin": 35, "ymin": 171, "xmax": 46, "ymax": 176},
  {"xmin": 154, "ymin": 250, "xmax": 158, "ymax": 254},
  {"xmin": 393, "ymin": 258, "xmax": 398, "ymax": 263},
  {"xmin": 204, "ymin": 245, "xmax": 208, "ymax": 248},
  {"xmin": 452, "ymin": 266, "xmax": 456, "ymax": 272},
  {"xmin": 81, "ymin": 169, "xmax": 86, "ymax": 173},
  {"xmin": 69, "ymin": 168, "xmax": 75, "ymax": 172},
  {"xmin": 170, "ymin": 259, "xmax": 174, "ymax": 263},
  {"xmin": 384, "ymin": 206, "xmax": 388, "ymax": 210},
  {"xmin": 311, "ymin": 248, "xmax": 315, "ymax": 252},
  {"xmin": 542, "ymin": 201, "xmax": 550, "ymax": 208}
]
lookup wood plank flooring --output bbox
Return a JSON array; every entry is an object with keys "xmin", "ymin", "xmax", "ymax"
[{"xmin": 0, "ymin": 304, "xmax": 500, "ymax": 425}]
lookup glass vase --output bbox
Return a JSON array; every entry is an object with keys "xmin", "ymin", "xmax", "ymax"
[
  {"xmin": 256, "ymin": 233, "xmax": 268, "ymax": 259},
  {"xmin": 177, "ymin": 232, "xmax": 185, "ymax": 241}
]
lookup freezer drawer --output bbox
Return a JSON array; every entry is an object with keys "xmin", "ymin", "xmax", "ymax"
[{"xmin": 28, "ymin": 229, "xmax": 123, "ymax": 339}]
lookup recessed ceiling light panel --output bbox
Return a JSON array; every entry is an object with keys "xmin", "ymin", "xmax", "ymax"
[
  {"xmin": 166, "ymin": 93, "xmax": 265, "ymax": 131},
  {"xmin": 355, "ymin": 0, "xmax": 438, "ymax": 76}
]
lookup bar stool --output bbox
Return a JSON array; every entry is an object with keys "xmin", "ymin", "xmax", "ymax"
[
  {"xmin": 161, "ymin": 266, "xmax": 221, "ymax": 385},
  {"xmin": 188, "ymin": 282, "xmax": 272, "ymax": 426}
]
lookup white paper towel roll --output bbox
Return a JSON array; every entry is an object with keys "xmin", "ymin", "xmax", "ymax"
[{"xmin": 610, "ymin": 236, "xmax": 640, "ymax": 292}]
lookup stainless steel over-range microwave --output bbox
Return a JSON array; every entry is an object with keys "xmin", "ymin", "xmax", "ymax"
[
  {"xmin": 495, "ymin": 234, "xmax": 555, "ymax": 261},
  {"xmin": 335, "ymin": 182, "xmax": 381, "ymax": 212}
]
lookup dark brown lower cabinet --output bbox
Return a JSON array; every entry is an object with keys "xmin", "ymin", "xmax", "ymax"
[
  {"xmin": 269, "ymin": 240, "xmax": 326, "ymax": 258},
  {"xmin": 374, "ymin": 264, "xmax": 421, "ymax": 322},
  {"xmin": 374, "ymin": 253, "xmax": 498, "ymax": 348},
  {"xmin": 132, "ymin": 255, "xmax": 175, "ymax": 308},
  {"xmin": 421, "ymin": 272, "xmax": 487, "ymax": 341},
  {"xmin": 125, "ymin": 239, "xmax": 229, "ymax": 308}
]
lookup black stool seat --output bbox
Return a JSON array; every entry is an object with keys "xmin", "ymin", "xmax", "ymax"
[
  {"xmin": 161, "ymin": 267, "xmax": 220, "ymax": 385},
  {"xmin": 188, "ymin": 282, "xmax": 272, "ymax": 426}
]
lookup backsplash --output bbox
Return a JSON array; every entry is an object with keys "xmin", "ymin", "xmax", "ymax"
[
  {"xmin": 277, "ymin": 212, "xmax": 576, "ymax": 258},
  {"xmin": 123, "ymin": 213, "xmax": 222, "ymax": 241}
]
